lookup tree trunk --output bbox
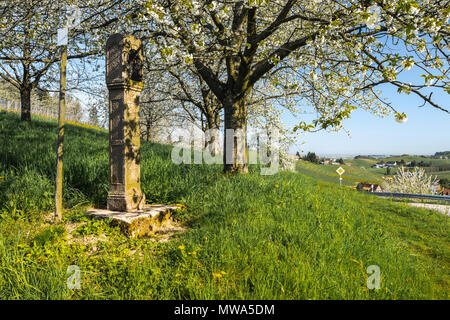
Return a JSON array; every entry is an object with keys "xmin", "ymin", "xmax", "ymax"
[
  {"xmin": 223, "ymin": 93, "xmax": 248, "ymax": 173},
  {"xmin": 203, "ymin": 109, "xmax": 221, "ymax": 156},
  {"xmin": 146, "ymin": 120, "xmax": 151, "ymax": 141},
  {"xmin": 20, "ymin": 86, "xmax": 32, "ymax": 121}
]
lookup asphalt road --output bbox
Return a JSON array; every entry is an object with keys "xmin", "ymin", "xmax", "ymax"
[{"xmin": 408, "ymin": 203, "xmax": 450, "ymax": 216}]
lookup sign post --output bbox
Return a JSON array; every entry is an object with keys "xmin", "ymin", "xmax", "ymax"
[
  {"xmin": 54, "ymin": 39, "xmax": 67, "ymax": 221},
  {"xmin": 336, "ymin": 166, "xmax": 345, "ymax": 186},
  {"xmin": 54, "ymin": 7, "xmax": 81, "ymax": 222}
]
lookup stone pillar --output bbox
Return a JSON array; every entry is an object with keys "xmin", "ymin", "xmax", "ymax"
[{"xmin": 106, "ymin": 33, "xmax": 145, "ymax": 212}]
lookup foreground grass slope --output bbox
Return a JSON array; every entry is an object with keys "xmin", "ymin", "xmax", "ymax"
[{"xmin": 0, "ymin": 111, "xmax": 448, "ymax": 299}]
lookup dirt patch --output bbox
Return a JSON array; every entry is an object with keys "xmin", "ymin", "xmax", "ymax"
[
  {"xmin": 151, "ymin": 219, "xmax": 187, "ymax": 242},
  {"xmin": 65, "ymin": 218, "xmax": 186, "ymax": 246},
  {"xmin": 64, "ymin": 222, "xmax": 106, "ymax": 246}
]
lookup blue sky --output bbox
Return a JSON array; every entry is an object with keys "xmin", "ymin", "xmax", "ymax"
[{"xmin": 284, "ymin": 75, "xmax": 450, "ymax": 158}]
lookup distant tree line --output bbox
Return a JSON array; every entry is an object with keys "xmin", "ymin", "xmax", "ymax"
[
  {"xmin": 407, "ymin": 160, "xmax": 431, "ymax": 167},
  {"xmin": 303, "ymin": 152, "xmax": 318, "ymax": 164},
  {"xmin": 434, "ymin": 151, "xmax": 450, "ymax": 157},
  {"xmin": 302, "ymin": 152, "xmax": 344, "ymax": 165}
]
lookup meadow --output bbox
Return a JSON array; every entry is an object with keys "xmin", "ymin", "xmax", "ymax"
[
  {"xmin": 295, "ymin": 159, "xmax": 386, "ymax": 187},
  {"xmin": 296, "ymin": 156, "xmax": 450, "ymax": 189},
  {"xmin": 0, "ymin": 111, "xmax": 448, "ymax": 299}
]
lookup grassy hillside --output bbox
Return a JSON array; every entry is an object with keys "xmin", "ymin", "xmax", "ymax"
[
  {"xmin": 369, "ymin": 156, "xmax": 450, "ymax": 179},
  {"xmin": 296, "ymin": 155, "xmax": 450, "ymax": 188},
  {"xmin": 0, "ymin": 111, "xmax": 449, "ymax": 299},
  {"xmin": 382, "ymin": 155, "xmax": 450, "ymax": 167},
  {"xmin": 295, "ymin": 160, "xmax": 387, "ymax": 187},
  {"xmin": 437, "ymin": 171, "xmax": 450, "ymax": 180}
]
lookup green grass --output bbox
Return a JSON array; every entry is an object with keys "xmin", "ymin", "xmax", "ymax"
[
  {"xmin": 0, "ymin": 111, "xmax": 449, "ymax": 299},
  {"xmin": 434, "ymin": 170, "xmax": 450, "ymax": 180},
  {"xmin": 295, "ymin": 160, "xmax": 387, "ymax": 187},
  {"xmin": 346, "ymin": 158, "xmax": 378, "ymax": 168},
  {"xmin": 382, "ymin": 155, "xmax": 450, "ymax": 167},
  {"xmin": 380, "ymin": 156, "xmax": 450, "ymax": 181},
  {"xmin": 296, "ymin": 156, "xmax": 450, "ymax": 188}
]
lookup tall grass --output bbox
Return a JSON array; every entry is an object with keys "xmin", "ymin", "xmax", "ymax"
[{"xmin": 0, "ymin": 111, "xmax": 448, "ymax": 299}]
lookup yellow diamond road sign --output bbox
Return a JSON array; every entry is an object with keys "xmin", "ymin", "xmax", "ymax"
[{"xmin": 336, "ymin": 167, "xmax": 345, "ymax": 175}]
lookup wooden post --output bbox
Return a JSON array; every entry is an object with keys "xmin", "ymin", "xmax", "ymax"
[{"xmin": 54, "ymin": 45, "xmax": 67, "ymax": 221}]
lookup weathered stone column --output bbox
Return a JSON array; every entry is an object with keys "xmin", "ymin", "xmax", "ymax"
[{"xmin": 106, "ymin": 33, "xmax": 145, "ymax": 212}]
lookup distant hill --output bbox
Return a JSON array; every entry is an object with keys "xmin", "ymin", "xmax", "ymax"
[{"xmin": 435, "ymin": 151, "xmax": 450, "ymax": 157}]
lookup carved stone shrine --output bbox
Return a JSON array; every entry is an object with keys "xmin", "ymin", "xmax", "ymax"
[
  {"xmin": 87, "ymin": 34, "xmax": 182, "ymax": 239},
  {"xmin": 105, "ymin": 33, "xmax": 145, "ymax": 212}
]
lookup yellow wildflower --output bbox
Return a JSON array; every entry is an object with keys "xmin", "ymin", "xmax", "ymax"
[
  {"xmin": 178, "ymin": 245, "xmax": 185, "ymax": 250},
  {"xmin": 275, "ymin": 184, "xmax": 279, "ymax": 188}
]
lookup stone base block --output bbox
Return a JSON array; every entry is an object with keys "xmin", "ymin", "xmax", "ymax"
[
  {"xmin": 107, "ymin": 192, "xmax": 146, "ymax": 212},
  {"xmin": 87, "ymin": 204, "xmax": 180, "ymax": 238}
]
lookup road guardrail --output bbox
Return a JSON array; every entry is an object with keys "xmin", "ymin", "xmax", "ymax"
[{"xmin": 363, "ymin": 192, "xmax": 450, "ymax": 202}]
